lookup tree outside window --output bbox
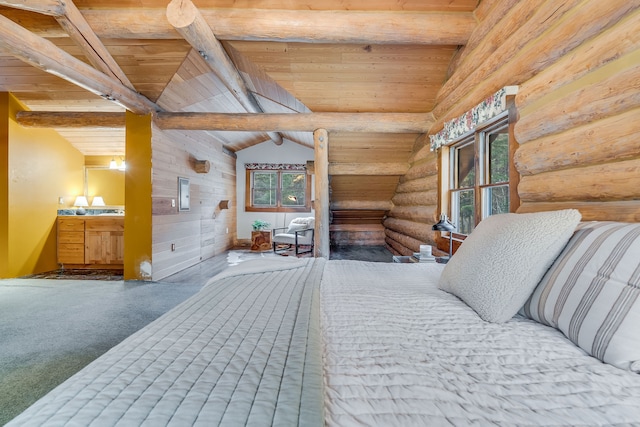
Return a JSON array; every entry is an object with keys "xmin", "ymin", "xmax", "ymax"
[
  {"xmin": 449, "ymin": 115, "xmax": 511, "ymax": 235},
  {"xmin": 245, "ymin": 165, "xmax": 311, "ymax": 213}
]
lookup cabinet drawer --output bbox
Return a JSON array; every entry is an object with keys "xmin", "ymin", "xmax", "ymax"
[
  {"xmin": 58, "ymin": 231, "xmax": 84, "ymax": 244},
  {"xmin": 58, "ymin": 243, "xmax": 85, "ymax": 264},
  {"xmin": 85, "ymin": 218, "xmax": 124, "ymax": 232},
  {"xmin": 58, "ymin": 218, "xmax": 85, "ymax": 232}
]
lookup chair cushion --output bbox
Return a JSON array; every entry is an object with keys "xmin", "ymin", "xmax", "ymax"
[
  {"xmin": 522, "ymin": 221, "xmax": 640, "ymax": 373},
  {"xmin": 438, "ymin": 209, "xmax": 581, "ymax": 323},
  {"xmin": 287, "ymin": 223, "xmax": 308, "ymax": 233},
  {"xmin": 287, "ymin": 217, "xmax": 314, "ymax": 234}
]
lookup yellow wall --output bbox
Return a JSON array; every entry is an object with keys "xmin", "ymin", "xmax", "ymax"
[
  {"xmin": 124, "ymin": 112, "xmax": 152, "ymax": 280},
  {"xmin": 0, "ymin": 94, "xmax": 8, "ymax": 277},
  {"xmin": 4, "ymin": 94, "xmax": 84, "ymax": 277}
]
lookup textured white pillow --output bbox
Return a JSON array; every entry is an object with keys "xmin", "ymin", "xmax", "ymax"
[
  {"xmin": 287, "ymin": 222, "xmax": 308, "ymax": 233},
  {"xmin": 438, "ymin": 210, "xmax": 582, "ymax": 323},
  {"xmin": 287, "ymin": 217, "xmax": 314, "ymax": 234},
  {"xmin": 522, "ymin": 221, "xmax": 640, "ymax": 372}
]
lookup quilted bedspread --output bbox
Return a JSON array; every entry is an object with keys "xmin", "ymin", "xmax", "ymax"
[
  {"xmin": 321, "ymin": 260, "xmax": 640, "ymax": 426},
  {"xmin": 8, "ymin": 257, "xmax": 325, "ymax": 427}
]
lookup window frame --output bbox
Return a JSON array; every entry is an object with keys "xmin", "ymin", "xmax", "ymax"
[
  {"xmin": 438, "ymin": 94, "xmax": 519, "ymax": 245},
  {"xmin": 245, "ymin": 168, "xmax": 312, "ymax": 213},
  {"xmin": 479, "ymin": 118, "xmax": 511, "ymax": 220},
  {"xmin": 448, "ymin": 113, "xmax": 511, "ymax": 235}
]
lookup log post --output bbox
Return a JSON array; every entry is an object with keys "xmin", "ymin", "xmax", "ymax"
[{"xmin": 314, "ymin": 129, "xmax": 330, "ymax": 258}]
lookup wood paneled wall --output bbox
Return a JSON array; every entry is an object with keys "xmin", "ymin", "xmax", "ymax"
[
  {"xmin": 385, "ymin": 2, "xmax": 640, "ymax": 256},
  {"xmin": 151, "ymin": 126, "xmax": 236, "ymax": 280}
]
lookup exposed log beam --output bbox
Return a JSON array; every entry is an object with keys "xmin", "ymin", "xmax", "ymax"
[
  {"xmin": 17, "ymin": 111, "xmax": 433, "ymax": 133},
  {"xmin": 329, "ymin": 163, "xmax": 409, "ymax": 176},
  {"xmin": 5, "ymin": 8, "xmax": 476, "ymax": 45},
  {"xmin": 0, "ymin": 0, "xmax": 135, "ymax": 89},
  {"xmin": 331, "ymin": 200, "xmax": 393, "ymax": 211},
  {"xmin": 0, "ymin": 0, "xmax": 63, "ymax": 16},
  {"xmin": 166, "ymin": 0, "xmax": 283, "ymax": 145},
  {"xmin": 16, "ymin": 111, "xmax": 125, "ymax": 128},
  {"xmin": 0, "ymin": 15, "xmax": 158, "ymax": 114},
  {"xmin": 56, "ymin": 1, "xmax": 135, "ymax": 89},
  {"xmin": 155, "ymin": 112, "xmax": 433, "ymax": 133}
]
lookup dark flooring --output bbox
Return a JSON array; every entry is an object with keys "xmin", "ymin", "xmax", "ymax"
[{"xmin": 330, "ymin": 245, "xmax": 394, "ymax": 262}]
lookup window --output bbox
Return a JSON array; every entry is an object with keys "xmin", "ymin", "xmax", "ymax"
[
  {"xmin": 245, "ymin": 164, "xmax": 311, "ymax": 213},
  {"xmin": 449, "ymin": 115, "xmax": 511, "ymax": 235}
]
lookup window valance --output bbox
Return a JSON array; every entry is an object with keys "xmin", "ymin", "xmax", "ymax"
[
  {"xmin": 430, "ymin": 86, "xmax": 518, "ymax": 151},
  {"xmin": 245, "ymin": 163, "xmax": 306, "ymax": 171}
]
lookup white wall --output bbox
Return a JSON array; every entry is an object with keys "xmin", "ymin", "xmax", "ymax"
[{"xmin": 236, "ymin": 140, "xmax": 314, "ymax": 239}]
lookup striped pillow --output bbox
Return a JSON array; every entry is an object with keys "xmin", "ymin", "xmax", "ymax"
[{"xmin": 523, "ymin": 222, "xmax": 640, "ymax": 372}]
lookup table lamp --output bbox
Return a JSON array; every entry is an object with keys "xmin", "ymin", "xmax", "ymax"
[
  {"xmin": 432, "ymin": 214, "xmax": 456, "ymax": 263},
  {"xmin": 74, "ymin": 196, "xmax": 89, "ymax": 215},
  {"xmin": 91, "ymin": 196, "xmax": 106, "ymax": 207}
]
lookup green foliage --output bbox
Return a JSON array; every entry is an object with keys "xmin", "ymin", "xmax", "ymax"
[{"xmin": 251, "ymin": 220, "xmax": 270, "ymax": 231}]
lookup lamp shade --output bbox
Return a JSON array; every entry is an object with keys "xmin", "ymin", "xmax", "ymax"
[
  {"xmin": 432, "ymin": 215, "xmax": 455, "ymax": 232},
  {"xmin": 91, "ymin": 196, "xmax": 106, "ymax": 207},
  {"xmin": 109, "ymin": 158, "xmax": 118, "ymax": 169},
  {"xmin": 74, "ymin": 196, "xmax": 89, "ymax": 207},
  {"xmin": 432, "ymin": 214, "xmax": 456, "ymax": 262}
]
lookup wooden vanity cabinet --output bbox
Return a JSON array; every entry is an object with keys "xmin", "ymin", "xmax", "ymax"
[
  {"xmin": 57, "ymin": 217, "xmax": 86, "ymax": 264},
  {"xmin": 85, "ymin": 219, "xmax": 124, "ymax": 265},
  {"xmin": 57, "ymin": 216, "xmax": 124, "ymax": 267}
]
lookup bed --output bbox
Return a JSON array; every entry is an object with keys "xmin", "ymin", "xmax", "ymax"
[{"xmin": 8, "ymin": 211, "xmax": 640, "ymax": 426}]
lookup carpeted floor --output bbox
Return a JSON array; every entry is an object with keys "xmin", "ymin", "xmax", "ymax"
[{"xmin": 0, "ymin": 279, "xmax": 202, "ymax": 425}]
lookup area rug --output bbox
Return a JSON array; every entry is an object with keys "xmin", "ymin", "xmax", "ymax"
[
  {"xmin": 22, "ymin": 269, "xmax": 124, "ymax": 281},
  {"xmin": 227, "ymin": 247, "xmax": 312, "ymax": 266}
]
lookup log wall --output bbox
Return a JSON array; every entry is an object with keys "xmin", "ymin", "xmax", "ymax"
[
  {"xmin": 383, "ymin": 133, "xmax": 440, "ymax": 255},
  {"xmin": 386, "ymin": 2, "xmax": 640, "ymax": 256},
  {"xmin": 151, "ymin": 127, "xmax": 236, "ymax": 280}
]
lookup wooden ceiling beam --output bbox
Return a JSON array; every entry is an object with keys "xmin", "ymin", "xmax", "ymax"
[
  {"xmin": 5, "ymin": 8, "xmax": 476, "ymax": 45},
  {"xmin": 155, "ymin": 112, "xmax": 433, "ymax": 133},
  {"xmin": 55, "ymin": 2, "xmax": 136, "ymax": 90},
  {"xmin": 0, "ymin": 0, "xmax": 63, "ymax": 16},
  {"xmin": 329, "ymin": 163, "xmax": 409, "ymax": 176},
  {"xmin": 166, "ymin": 0, "xmax": 283, "ymax": 145},
  {"xmin": 0, "ymin": 0, "xmax": 135, "ymax": 89},
  {"xmin": 0, "ymin": 15, "xmax": 158, "ymax": 114},
  {"xmin": 16, "ymin": 111, "xmax": 433, "ymax": 134},
  {"xmin": 15, "ymin": 111, "xmax": 125, "ymax": 128}
]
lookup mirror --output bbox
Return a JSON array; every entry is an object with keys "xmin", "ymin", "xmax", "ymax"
[{"xmin": 84, "ymin": 167, "xmax": 125, "ymax": 207}]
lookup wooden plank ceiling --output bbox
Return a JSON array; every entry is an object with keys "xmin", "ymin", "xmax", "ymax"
[{"xmin": 0, "ymin": 0, "xmax": 478, "ymax": 211}]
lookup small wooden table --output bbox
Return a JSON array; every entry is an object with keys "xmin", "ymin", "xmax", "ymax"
[{"xmin": 250, "ymin": 230, "xmax": 272, "ymax": 251}]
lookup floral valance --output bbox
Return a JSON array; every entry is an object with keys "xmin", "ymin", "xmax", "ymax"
[
  {"xmin": 245, "ymin": 163, "xmax": 306, "ymax": 171},
  {"xmin": 430, "ymin": 86, "xmax": 518, "ymax": 151}
]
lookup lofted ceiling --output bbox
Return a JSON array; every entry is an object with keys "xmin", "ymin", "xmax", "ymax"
[{"xmin": 0, "ymin": 0, "xmax": 478, "ymax": 210}]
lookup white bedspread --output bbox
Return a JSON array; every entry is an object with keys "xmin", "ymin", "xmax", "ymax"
[
  {"xmin": 8, "ymin": 257, "xmax": 325, "ymax": 427},
  {"xmin": 321, "ymin": 260, "xmax": 640, "ymax": 426}
]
